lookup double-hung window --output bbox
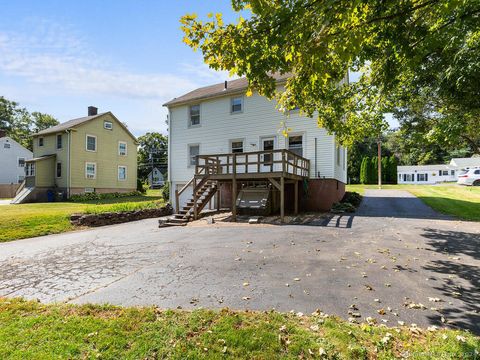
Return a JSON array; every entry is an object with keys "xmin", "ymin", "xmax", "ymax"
[
  {"xmin": 56, "ymin": 134, "xmax": 62, "ymax": 149},
  {"xmin": 188, "ymin": 144, "xmax": 199, "ymax": 166},
  {"xmin": 231, "ymin": 96, "xmax": 243, "ymax": 113},
  {"xmin": 118, "ymin": 141, "xmax": 127, "ymax": 156},
  {"xmin": 18, "ymin": 158, "xmax": 25, "ymax": 167},
  {"xmin": 118, "ymin": 166, "xmax": 127, "ymax": 180},
  {"xmin": 38, "ymin": 137, "xmax": 44, "ymax": 147},
  {"xmin": 417, "ymin": 173, "xmax": 428, "ymax": 182},
  {"xmin": 288, "ymin": 135, "xmax": 303, "ymax": 157},
  {"xmin": 26, "ymin": 163, "xmax": 35, "ymax": 176},
  {"xmin": 231, "ymin": 140, "xmax": 244, "ymax": 153},
  {"xmin": 189, "ymin": 104, "xmax": 200, "ymax": 126},
  {"xmin": 86, "ymin": 135, "xmax": 97, "ymax": 152},
  {"xmin": 85, "ymin": 162, "xmax": 96, "ymax": 179}
]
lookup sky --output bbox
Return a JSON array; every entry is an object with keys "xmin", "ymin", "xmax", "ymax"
[
  {"xmin": 0, "ymin": 1, "xmax": 397, "ymax": 136},
  {"xmin": 0, "ymin": 0, "xmax": 244, "ymax": 136}
]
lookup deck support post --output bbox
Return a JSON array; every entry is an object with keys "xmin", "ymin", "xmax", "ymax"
[
  {"xmin": 294, "ymin": 180, "xmax": 298, "ymax": 215},
  {"xmin": 216, "ymin": 182, "xmax": 220, "ymax": 211},
  {"xmin": 232, "ymin": 155, "xmax": 237, "ymax": 222},
  {"xmin": 175, "ymin": 189, "xmax": 179, "ymax": 214},
  {"xmin": 193, "ymin": 178, "xmax": 198, "ymax": 220},
  {"xmin": 280, "ymin": 176, "xmax": 285, "ymax": 223}
]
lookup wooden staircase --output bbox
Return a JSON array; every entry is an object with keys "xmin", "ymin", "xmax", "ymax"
[{"xmin": 164, "ymin": 178, "xmax": 218, "ymax": 226}]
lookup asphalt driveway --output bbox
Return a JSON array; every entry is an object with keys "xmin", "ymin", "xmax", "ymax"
[{"xmin": 1, "ymin": 189, "xmax": 479, "ymax": 333}]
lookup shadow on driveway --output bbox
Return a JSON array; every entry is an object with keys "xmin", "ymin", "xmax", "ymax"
[{"xmin": 421, "ymin": 227, "xmax": 480, "ymax": 333}]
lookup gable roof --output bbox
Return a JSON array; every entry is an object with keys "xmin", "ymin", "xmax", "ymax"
[
  {"xmin": 33, "ymin": 112, "xmax": 137, "ymax": 141},
  {"xmin": 163, "ymin": 73, "xmax": 290, "ymax": 107},
  {"xmin": 450, "ymin": 157, "xmax": 480, "ymax": 168},
  {"xmin": 397, "ymin": 164, "xmax": 454, "ymax": 172}
]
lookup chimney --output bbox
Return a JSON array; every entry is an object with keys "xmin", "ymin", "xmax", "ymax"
[
  {"xmin": 88, "ymin": 106, "xmax": 98, "ymax": 116},
  {"xmin": 0, "ymin": 129, "xmax": 5, "ymax": 138},
  {"xmin": 224, "ymin": 80, "xmax": 228, "ymax": 90}
]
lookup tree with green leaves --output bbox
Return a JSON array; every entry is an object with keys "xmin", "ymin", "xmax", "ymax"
[
  {"xmin": 370, "ymin": 157, "xmax": 378, "ymax": 185},
  {"xmin": 137, "ymin": 132, "xmax": 168, "ymax": 181},
  {"xmin": 388, "ymin": 155, "xmax": 398, "ymax": 184},
  {"xmin": 0, "ymin": 96, "xmax": 58, "ymax": 150},
  {"xmin": 181, "ymin": 1, "xmax": 480, "ymax": 147},
  {"xmin": 359, "ymin": 156, "xmax": 369, "ymax": 184}
]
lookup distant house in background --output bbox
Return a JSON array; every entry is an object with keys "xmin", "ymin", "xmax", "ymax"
[
  {"xmin": 147, "ymin": 167, "xmax": 165, "ymax": 188},
  {"xmin": 397, "ymin": 156, "xmax": 480, "ymax": 184},
  {"xmin": 12, "ymin": 107, "xmax": 138, "ymax": 204},
  {"xmin": 0, "ymin": 130, "xmax": 33, "ymax": 198}
]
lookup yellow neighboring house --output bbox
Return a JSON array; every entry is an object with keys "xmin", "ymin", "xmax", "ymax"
[{"xmin": 12, "ymin": 107, "xmax": 137, "ymax": 203}]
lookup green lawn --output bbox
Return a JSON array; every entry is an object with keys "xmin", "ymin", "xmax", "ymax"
[
  {"xmin": 0, "ymin": 298, "xmax": 477, "ymax": 359},
  {"xmin": 347, "ymin": 183, "xmax": 480, "ymax": 221},
  {"xmin": 0, "ymin": 190, "xmax": 165, "ymax": 243}
]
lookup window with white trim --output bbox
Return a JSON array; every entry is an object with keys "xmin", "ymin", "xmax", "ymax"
[
  {"xmin": 188, "ymin": 144, "xmax": 199, "ymax": 166},
  {"xmin": 18, "ymin": 175, "xmax": 25, "ymax": 183},
  {"xmin": 417, "ymin": 173, "xmax": 428, "ymax": 182},
  {"xmin": 85, "ymin": 162, "xmax": 96, "ymax": 179},
  {"xmin": 118, "ymin": 141, "xmax": 127, "ymax": 156},
  {"xmin": 56, "ymin": 134, "xmax": 62, "ymax": 149},
  {"xmin": 86, "ymin": 135, "xmax": 97, "ymax": 152},
  {"xmin": 3, "ymin": 143, "xmax": 10, "ymax": 149},
  {"xmin": 56, "ymin": 162, "xmax": 62, "ymax": 178},
  {"xmin": 104, "ymin": 121, "xmax": 113, "ymax": 130},
  {"xmin": 118, "ymin": 166, "xmax": 127, "ymax": 180},
  {"xmin": 189, "ymin": 104, "xmax": 200, "ymax": 126},
  {"xmin": 84, "ymin": 187, "xmax": 95, "ymax": 193},
  {"xmin": 18, "ymin": 158, "xmax": 25, "ymax": 167},
  {"xmin": 231, "ymin": 140, "xmax": 244, "ymax": 153},
  {"xmin": 288, "ymin": 135, "xmax": 303, "ymax": 157},
  {"xmin": 26, "ymin": 163, "xmax": 35, "ymax": 176},
  {"xmin": 231, "ymin": 96, "xmax": 243, "ymax": 113},
  {"xmin": 38, "ymin": 137, "xmax": 44, "ymax": 147}
]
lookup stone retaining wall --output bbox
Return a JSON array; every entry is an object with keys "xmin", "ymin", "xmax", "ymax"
[{"xmin": 71, "ymin": 204, "xmax": 173, "ymax": 227}]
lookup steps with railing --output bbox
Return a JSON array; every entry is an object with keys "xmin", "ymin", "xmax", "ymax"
[{"xmin": 164, "ymin": 176, "xmax": 218, "ymax": 227}]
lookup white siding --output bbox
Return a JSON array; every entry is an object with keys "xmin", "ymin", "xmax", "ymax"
[
  {"xmin": 169, "ymin": 91, "xmax": 339, "ymax": 183},
  {"xmin": 0, "ymin": 137, "xmax": 33, "ymax": 184}
]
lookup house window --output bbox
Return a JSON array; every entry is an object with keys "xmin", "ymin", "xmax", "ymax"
[
  {"xmin": 86, "ymin": 135, "xmax": 97, "ymax": 152},
  {"xmin": 398, "ymin": 174, "xmax": 402, "ymax": 180},
  {"xmin": 38, "ymin": 137, "xmax": 44, "ymax": 146},
  {"xmin": 231, "ymin": 96, "xmax": 243, "ymax": 113},
  {"xmin": 18, "ymin": 175, "xmax": 25, "ymax": 183},
  {"xmin": 118, "ymin": 141, "xmax": 127, "ymax": 156},
  {"xmin": 451, "ymin": 170, "xmax": 455, "ymax": 176},
  {"xmin": 231, "ymin": 140, "xmax": 244, "ymax": 153},
  {"xmin": 3, "ymin": 143, "xmax": 10, "ymax": 149},
  {"xmin": 84, "ymin": 187, "xmax": 95, "ymax": 193},
  {"xmin": 56, "ymin": 162, "xmax": 62, "ymax": 178},
  {"xmin": 118, "ymin": 166, "xmax": 127, "ymax": 180},
  {"xmin": 85, "ymin": 162, "xmax": 96, "ymax": 179},
  {"xmin": 104, "ymin": 121, "xmax": 113, "ymax": 130},
  {"xmin": 288, "ymin": 135, "xmax": 303, "ymax": 157},
  {"xmin": 56, "ymin": 134, "xmax": 62, "ymax": 149},
  {"xmin": 18, "ymin": 158, "xmax": 25, "ymax": 167},
  {"xmin": 403, "ymin": 174, "xmax": 414, "ymax": 182},
  {"xmin": 417, "ymin": 173, "xmax": 428, "ymax": 182},
  {"xmin": 440, "ymin": 170, "xmax": 449, "ymax": 176},
  {"xmin": 189, "ymin": 104, "xmax": 200, "ymax": 126},
  {"xmin": 188, "ymin": 144, "xmax": 199, "ymax": 166},
  {"xmin": 26, "ymin": 163, "xmax": 35, "ymax": 176}
]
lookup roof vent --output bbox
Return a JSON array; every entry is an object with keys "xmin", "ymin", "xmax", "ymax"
[
  {"xmin": 224, "ymin": 80, "xmax": 228, "ymax": 90},
  {"xmin": 88, "ymin": 106, "xmax": 98, "ymax": 116}
]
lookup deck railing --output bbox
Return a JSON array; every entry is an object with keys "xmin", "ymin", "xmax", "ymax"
[{"xmin": 195, "ymin": 149, "xmax": 310, "ymax": 178}]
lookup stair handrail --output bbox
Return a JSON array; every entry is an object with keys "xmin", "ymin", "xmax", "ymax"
[{"xmin": 15, "ymin": 180, "xmax": 26, "ymax": 196}]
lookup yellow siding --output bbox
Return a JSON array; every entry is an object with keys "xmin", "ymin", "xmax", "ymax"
[
  {"xmin": 35, "ymin": 157, "xmax": 55, "ymax": 187},
  {"xmin": 33, "ymin": 132, "xmax": 69, "ymax": 188},
  {"xmin": 69, "ymin": 114, "xmax": 137, "ymax": 190}
]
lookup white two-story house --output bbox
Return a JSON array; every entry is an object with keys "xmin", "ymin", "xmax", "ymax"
[
  {"xmin": 164, "ymin": 76, "xmax": 347, "ymax": 223},
  {"xmin": 0, "ymin": 130, "xmax": 33, "ymax": 198}
]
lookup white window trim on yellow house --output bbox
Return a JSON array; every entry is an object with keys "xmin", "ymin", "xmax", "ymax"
[
  {"xmin": 118, "ymin": 141, "xmax": 127, "ymax": 156},
  {"xmin": 85, "ymin": 162, "xmax": 96, "ymax": 179},
  {"xmin": 86, "ymin": 134, "xmax": 97, "ymax": 152},
  {"xmin": 118, "ymin": 165, "xmax": 127, "ymax": 181}
]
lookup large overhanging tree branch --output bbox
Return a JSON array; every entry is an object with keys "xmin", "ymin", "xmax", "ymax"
[{"xmin": 181, "ymin": 0, "xmax": 480, "ymax": 146}]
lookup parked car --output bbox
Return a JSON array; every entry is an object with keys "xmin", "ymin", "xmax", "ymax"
[{"xmin": 457, "ymin": 168, "xmax": 480, "ymax": 186}]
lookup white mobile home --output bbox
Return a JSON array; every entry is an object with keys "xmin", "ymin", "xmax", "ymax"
[
  {"xmin": 397, "ymin": 165, "xmax": 457, "ymax": 184},
  {"xmin": 164, "ymin": 76, "xmax": 347, "ymax": 223}
]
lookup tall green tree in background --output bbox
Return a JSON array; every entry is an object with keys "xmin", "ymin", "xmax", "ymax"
[
  {"xmin": 181, "ymin": 0, "xmax": 480, "ymax": 147},
  {"xmin": 359, "ymin": 157, "xmax": 369, "ymax": 184},
  {"xmin": 137, "ymin": 132, "xmax": 168, "ymax": 181},
  {"xmin": 370, "ymin": 157, "xmax": 378, "ymax": 184},
  {"xmin": 388, "ymin": 156, "xmax": 398, "ymax": 184},
  {"xmin": 0, "ymin": 96, "xmax": 58, "ymax": 150}
]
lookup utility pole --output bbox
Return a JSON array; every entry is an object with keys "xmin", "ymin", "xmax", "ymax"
[{"xmin": 377, "ymin": 138, "xmax": 382, "ymax": 189}]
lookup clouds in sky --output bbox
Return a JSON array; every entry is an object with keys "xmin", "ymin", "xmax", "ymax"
[{"xmin": 0, "ymin": 18, "xmax": 231, "ymax": 134}]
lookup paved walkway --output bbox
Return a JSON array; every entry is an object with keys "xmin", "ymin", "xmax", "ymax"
[{"xmin": 1, "ymin": 189, "xmax": 479, "ymax": 333}]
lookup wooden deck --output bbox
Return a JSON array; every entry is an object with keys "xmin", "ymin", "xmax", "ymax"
[{"xmin": 189, "ymin": 149, "xmax": 310, "ymax": 222}]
